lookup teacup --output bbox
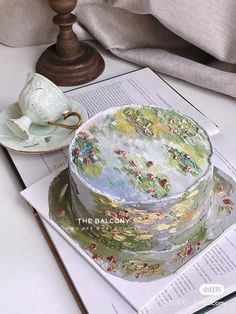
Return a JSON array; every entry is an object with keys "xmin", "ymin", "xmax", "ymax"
[{"xmin": 7, "ymin": 73, "xmax": 82, "ymax": 140}]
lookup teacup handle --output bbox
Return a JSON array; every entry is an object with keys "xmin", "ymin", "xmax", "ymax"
[{"xmin": 48, "ymin": 112, "xmax": 82, "ymax": 130}]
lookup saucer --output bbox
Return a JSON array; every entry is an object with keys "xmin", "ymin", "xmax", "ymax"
[
  {"xmin": 0, "ymin": 100, "xmax": 88, "ymax": 154},
  {"xmin": 48, "ymin": 167, "xmax": 236, "ymax": 281}
]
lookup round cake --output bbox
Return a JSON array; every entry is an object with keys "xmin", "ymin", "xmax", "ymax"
[{"xmin": 69, "ymin": 105, "xmax": 213, "ymax": 280}]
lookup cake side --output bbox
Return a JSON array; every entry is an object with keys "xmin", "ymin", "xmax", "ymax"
[{"xmin": 69, "ymin": 167, "xmax": 213, "ymax": 252}]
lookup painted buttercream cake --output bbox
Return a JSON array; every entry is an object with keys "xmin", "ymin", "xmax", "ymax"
[{"xmin": 68, "ymin": 105, "xmax": 214, "ymax": 280}]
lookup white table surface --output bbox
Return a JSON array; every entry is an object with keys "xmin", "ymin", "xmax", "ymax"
[{"xmin": 0, "ymin": 42, "xmax": 236, "ymax": 314}]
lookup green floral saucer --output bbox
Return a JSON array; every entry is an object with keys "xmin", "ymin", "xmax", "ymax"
[
  {"xmin": 48, "ymin": 167, "xmax": 236, "ymax": 282},
  {"xmin": 0, "ymin": 100, "xmax": 88, "ymax": 154}
]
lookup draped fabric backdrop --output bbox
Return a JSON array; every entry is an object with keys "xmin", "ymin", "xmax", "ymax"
[{"xmin": 1, "ymin": 0, "xmax": 236, "ymax": 98}]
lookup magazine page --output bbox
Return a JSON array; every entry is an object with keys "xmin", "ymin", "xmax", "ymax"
[{"xmin": 8, "ymin": 68, "xmax": 218, "ymax": 188}]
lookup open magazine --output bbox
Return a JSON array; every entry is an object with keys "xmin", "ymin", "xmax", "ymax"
[{"xmin": 8, "ymin": 68, "xmax": 236, "ymax": 313}]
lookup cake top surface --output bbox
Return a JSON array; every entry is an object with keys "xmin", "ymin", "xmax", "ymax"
[{"xmin": 69, "ymin": 105, "xmax": 212, "ymax": 202}]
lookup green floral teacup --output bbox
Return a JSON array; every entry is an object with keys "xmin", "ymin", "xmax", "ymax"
[{"xmin": 7, "ymin": 73, "xmax": 81, "ymax": 140}]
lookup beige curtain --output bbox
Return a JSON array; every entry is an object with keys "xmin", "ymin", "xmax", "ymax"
[{"xmin": 1, "ymin": 0, "xmax": 236, "ymax": 98}]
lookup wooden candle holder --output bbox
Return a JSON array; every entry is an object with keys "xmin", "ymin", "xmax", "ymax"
[{"xmin": 36, "ymin": 0, "xmax": 104, "ymax": 86}]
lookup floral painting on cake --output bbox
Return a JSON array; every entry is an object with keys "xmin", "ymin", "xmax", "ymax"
[{"xmin": 48, "ymin": 167, "xmax": 236, "ymax": 282}]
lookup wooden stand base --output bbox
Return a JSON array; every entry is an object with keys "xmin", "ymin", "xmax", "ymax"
[
  {"xmin": 36, "ymin": 42, "xmax": 104, "ymax": 86},
  {"xmin": 36, "ymin": 0, "xmax": 104, "ymax": 86}
]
